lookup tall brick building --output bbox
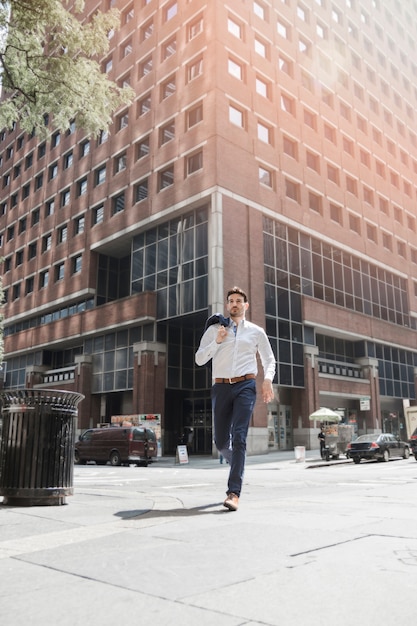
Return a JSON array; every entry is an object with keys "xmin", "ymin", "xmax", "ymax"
[{"xmin": 2, "ymin": 0, "xmax": 417, "ymax": 454}]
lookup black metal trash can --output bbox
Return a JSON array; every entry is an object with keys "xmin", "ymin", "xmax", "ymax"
[{"xmin": 0, "ymin": 389, "xmax": 84, "ymax": 506}]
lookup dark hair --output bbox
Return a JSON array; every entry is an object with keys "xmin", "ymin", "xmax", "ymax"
[{"xmin": 227, "ymin": 286, "xmax": 248, "ymax": 302}]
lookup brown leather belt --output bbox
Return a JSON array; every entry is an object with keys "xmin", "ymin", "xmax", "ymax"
[{"xmin": 214, "ymin": 374, "xmax": 256, "ymax": 384}]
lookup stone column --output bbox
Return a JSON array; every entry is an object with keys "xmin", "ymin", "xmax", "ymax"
[
  {"xmin": 133, "ymin": 342, "xmax": 167, "ymax": 416},
  {"xmin": 356, "ymin": 357, "xmax": 380, "ymax": 432}
]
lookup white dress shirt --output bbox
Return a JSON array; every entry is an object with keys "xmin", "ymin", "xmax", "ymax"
[{"xmin": 195, "ymin": 318, "xmax": 276, "ymax": 384}]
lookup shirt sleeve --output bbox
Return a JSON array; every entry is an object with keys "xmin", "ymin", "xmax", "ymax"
[
  {"xmin": 258, "ymin": 329, "xmax": 276, "ymax": 381},
  {"xmin": 195, "ymin": 325, "xmax": 221, "ymax": 366}
]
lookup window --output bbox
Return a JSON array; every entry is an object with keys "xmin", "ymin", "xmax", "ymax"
[
  {"xmin": 93, "ymin": 204, "xmax": 104, "ymax": 225},
  {"xmin": 112, "ymin": 193, "xmax": 125, "ymax": 215},
  {"xmin": 285, "ymin": 179, "xmax": 300, "ymax": 202},
  {"xmin": 64, "ymin": 151, "xmax": 73, "ymax": 169},
  {"xmin": 281, "ymin": 94, "xmax": 295, "ymax": 115},
  {"xmin": 49, "ymin": 162, "xmax": 58, "ymax": 180},
  {"xmin": 304, "ymin": 109, "xmax": 317, "ymax": 129},
  {"xmin": 327, "ymin": 164, "xmax": 339, "ymax": 185},
  {"xmin": 259, "ymin": 166, "xmax": 273, "ymax": 188},
  {"xmin": 330, "ymin": 203, "xmax": 342, "ymax": 224},
  {"xmin": 159, "ymin": 166, "xmax": 174, "ymax": 190},
  {"xmin": 397, "ymin": 241, "xmax": 406, "ymax": 258},
  {"xmin": 61, "ymin": 189, "xmax": 71, "ymax": 207},
  {"xmin": 18, "ymin": 217, "xmax": 27, "ymax": 233},
  {"xmin": 38, "ymin": 142, "xmax": 46, "ymax": 159},
  {"xmin": 379, "ymin": 196, "xmax": 389, "ymax": 215},
  {"xmin": 44, "ymin": 198, "xmax": 55, "ymax": 217},
  {"xmin": 306, "ymin": 150, "xmax": 320, "ymax": 172},
  {"xmin": 160, "ymin": 121, "xmax": 175, "ymax": 145},
  {"xmin": 356, "ymin": 116, "xmax": 367, "ymax": 136},
  {"xmin": 324, "ymin": 124, "xmax": 336, "ymax": 143},
  {"xmin": 256, "ymin": 77, "xmax": 269, "ymax": 98},
  {"xmin": 253, "ymin": 1, "xmax": 266, "ymax": 20},
  {"xmin": 74, "ymin": 215, "xmax": 85, "ymax": 235},
  {"xmin": 140, "ymin": 20, "xmax": 154, "ymax": 41},
  {"xmin": 346, "ymin": 175, "xmax": 358, "ymax": 195},
  {"xmin": 22, "ymin": 183, "xmax": 30, "ymax": 200},
  {"xmin": 188, "ymin": 15, "xmax": 203, "ymax": 39},
  {"xmin": 122, "ymin": 40, "xmax": 132, "ymax": 58},
  {"xmin": 187, "ymin": 103, "xmax": 203, "ymax": 128},
  {"xmin": 95, "ymin": 166, "xmax": 106, "ymax": 186},
  {"xmin": 382, "ymin": 232, "xmax": 392, "ymax": 251},
  {"xmin": 283, "ymin": 136, "xmax": 297, "ymax": 158},
  {"xmin": 165, "ymin": 2, "xmax": 178, "ymax": 21},
  {"xmin": 78, "ymin": 178, "xmax": 88, "ymax": 196},
  {"xmin": 228, "ymin": 17, "xmax": 241, "ymax": 38},
  {"xmin": 308, "ymin": 192, "xmax": 322, "ymax": 214},
  {"xmin": 375, "ymin": 160, "xmax": 385, "ymax": 178},
  {"xmin": 35, "ymin": 173, "xmax": 43, "ymax": 190},
  {"xmin": 13, "ymin": 283, "xmax": 21, "ymax": 301},
  {"xmin": 134, "ymin": 179, "xmax": 148, "ymax": 203},
  {"xmin": 366, "ymin": 223, "xmax": 377, "ymax": 243},
  {"xmin": 278, "ymin": 55, "xmax": 293, "ymax": 76},
  {"xmin": 40, "ymin": 270, "xmax": 49, "ymax": 288},
  {"xmin": 25, "ymin": 277, "xmax": 34, "ymax": 295},
  {"xmin": 187, "ymin": 151, "xmax": 203, "ymax": 175},
  {"xmin": 257, "ymin": 121, "xmax": 271, "ymax": 143},
  {"xmin": 162, "ymin": 37, "xmax": 176, "ymax": 60},
  {"xmin": 363, "ymin": 186, "xmax": 374, "ymax": 205},
  {"xmin": 28, "ymin": 242, "xmax": 37, "ymax": 259},
  {"xmin": 138, "ymin": 94, "xmax": 151, "ymax": 116},
  {"xmin": 80, "ymin": 140, "xmax": 90, "ymax": 157},
  {"xmin": 55, "ymin": 262, "xmax": 65, "ymax": 281},
  {"xmin": 341, "ymin": 138, "xmax": 353, "ymax": 157},
  {"xmin": 254, "ymin": 37, "xmax": 267, "ymax": 57},
  {"xmin": 98, "ymin": 130, "xmax": 109, "ymax": 144},
  {"xmin": 161, "ymin": 76, "xmax": 176, "ymax": 100},
  {"xmin": 359, "ymin": 148, "xmax": 371, "ymax": 167},
  {"xmin": 277, "ymin": 20, "xmax": 290, "ymax": 39},
  {"xmin": 114, "ymin": 153, "xmax": 127, "ymax": 173},
  {"xmin": 32, "ymin": 208, "xmax": 40, "ymax": 225},
  {"xmin": 136, "ymin": 136, "xmax": 150, "ymax": 159},
  {"xmin": 58, "ymin": 225, "xmax": 68, "ymax": 243},
  {"xmin": 117, "ymin": 111, "xmax": 129, "ymax": 131},
  {"xmin": 139, "ymin": 56, "xmax": 153, "ymax": 78},
  {"xmin": 51, "ymin": 131, "xmax": 60, "ymax": 148},
  {"xmin": 188, "ymin": 57, "xmax": 203, "ymax": 81},
  {"xmin": 229, "ymin": 105, "xmax": 244, "ymax": 127},
  {"xmin": 228, "ymin": 58, "xmax": 243, "ymax": 80},
  {"xmin": 25, "ymin": 152, "xmax": 33, "ymax": 169},
  {"xmin": 42, "ymin": 233, "xmax": 52, "ymax": 251},
  {"xmin": 16, "ymin": 249, "xmax": 24, "ymax": 266},
  {"xmin": 349, "ymin": 213, "xmax": 361, "ymax": 234},
  {"xmin": 72, "ymin": 255, "xmax": 82, "ymax": 274}
]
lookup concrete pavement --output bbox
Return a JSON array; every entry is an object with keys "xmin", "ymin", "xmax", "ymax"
[{"xmin": 0, "ymin": 449, "xmax": 415, "ymax": 625}]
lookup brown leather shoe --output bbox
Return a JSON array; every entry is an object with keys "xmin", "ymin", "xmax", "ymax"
[{"xmin": 223, "ymin": 492, "xmax": 239, "ymax": 511}]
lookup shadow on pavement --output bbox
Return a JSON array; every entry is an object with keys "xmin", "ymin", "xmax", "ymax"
[{"xmin": 115, "ymin": 502, "xmax": 227, "ymax": 520}]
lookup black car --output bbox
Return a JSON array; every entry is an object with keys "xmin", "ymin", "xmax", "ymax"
[
  {"xmin": 408, "ymin": 427, "xmax": 417, "ymax": 461},
  {"xmin": 346, "ymin": 433, "xmax": 410, "ymax": 464}
]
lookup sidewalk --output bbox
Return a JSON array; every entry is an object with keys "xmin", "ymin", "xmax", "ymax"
[{"xmin": 2, "ymin": 448, "xmax": 411, "ymax": 626}]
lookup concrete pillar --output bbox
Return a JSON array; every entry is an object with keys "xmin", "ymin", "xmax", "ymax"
[
  {"xmin": 356, "ymin": 357, "xmax": 380, "ymax": 432},
  {"xmin": 133, "ymin": 342, "xmax": 166, "ymax": 416}
]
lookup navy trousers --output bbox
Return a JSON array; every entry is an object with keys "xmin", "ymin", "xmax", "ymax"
[{"xmin": 212, "ymin": 379, "xmax": 256, "ymax": 496}]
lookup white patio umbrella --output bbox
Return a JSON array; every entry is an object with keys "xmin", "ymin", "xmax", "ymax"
[{"xmin": 308, "ymin": 407, "xmax": 342, "ymax": 423}]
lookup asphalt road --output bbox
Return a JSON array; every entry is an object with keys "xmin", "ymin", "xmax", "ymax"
[{"xmin": 1, "ymin": 452, "xmax": 416, "ymax": 625}]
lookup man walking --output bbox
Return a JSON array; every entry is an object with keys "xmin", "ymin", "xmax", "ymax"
[{"xmin": 195, "ymin": 286, "xmax": 276, "ymax": 511}]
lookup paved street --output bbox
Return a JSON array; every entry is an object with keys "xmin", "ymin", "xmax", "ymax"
[{"xmin": 1, "ymin": 450, "xmax": 416, "ymax": 625}]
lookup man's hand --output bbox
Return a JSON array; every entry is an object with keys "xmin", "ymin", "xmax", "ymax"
[
  {"xmin": 262, "ymin": 380, "xmax": 274, "ymax": 403},
  {"xmin": 216, "ymin": 326, "xmax": 228, "ymax": 343}
]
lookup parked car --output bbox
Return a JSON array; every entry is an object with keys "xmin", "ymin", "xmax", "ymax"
[
  {"xmin": 74, "ymin": 426, "xmax": 157, "ymax": 466},
  {"xmin": 408, "ymin": 427, "xmax": 417, "ymax": 461},
  {"xmin": 346, "ymin": 433, "xmax": 410, "ymax": 464}
]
